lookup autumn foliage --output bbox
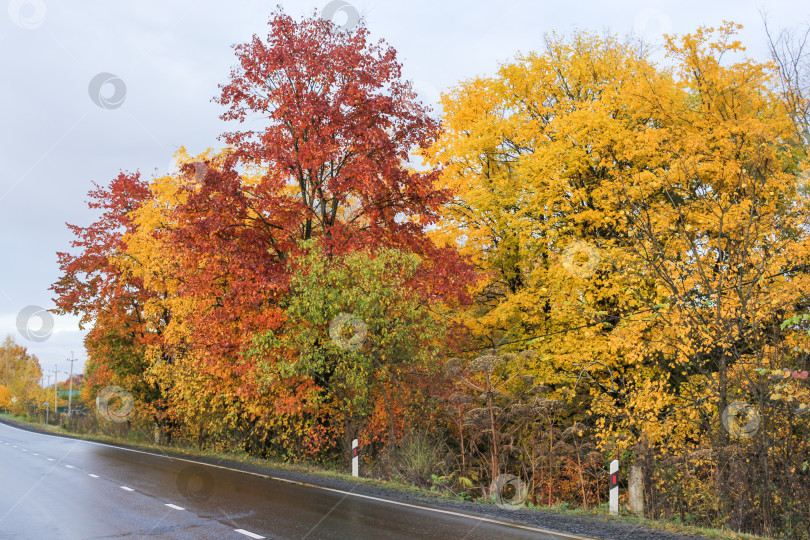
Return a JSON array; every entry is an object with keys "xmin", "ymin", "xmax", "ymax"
[
  {"xmin": 0, "ymin": 336, "xmax": 44, "ymax": 416},
  {"xmin": 52, "ymin": 9, "xmax": 810, "ymax": 538}
]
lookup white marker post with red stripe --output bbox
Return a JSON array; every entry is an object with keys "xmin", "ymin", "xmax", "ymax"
[
  {"xmin": 609, "ymin": 459, "xmax": 619, "ymax": 515},
  {"xmin": 352, "ymin": 439, "xmax": 359, "ymax": 477}
]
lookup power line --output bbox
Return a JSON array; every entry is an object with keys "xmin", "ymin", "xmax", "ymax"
[{"xmin": 67, "ymin": 351, "xmax": 76, "ymax": 416}]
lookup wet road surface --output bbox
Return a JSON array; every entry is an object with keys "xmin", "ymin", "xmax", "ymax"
[{"xmin": 0, "ymin": 421, "xmax": 594, "ymax": 539}]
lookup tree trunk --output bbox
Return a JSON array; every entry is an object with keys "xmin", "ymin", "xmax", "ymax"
[
  {"xmin": 629, "ymin": 464, "xmax": 644, "ymax": 516},
  {"xmin": 577, "ymin": 446, "xmax": 588, "ymax": 508},
  {"xmin": 487, "ymin": 387, "xmax": 499, "ymax": 486}
]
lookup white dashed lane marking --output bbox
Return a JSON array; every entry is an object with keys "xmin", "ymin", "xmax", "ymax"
[
  {"xmin": 2, "ymin": 424, "xmax": 275, "ymax": 539},
  {"xmin": 235, "ymin": 530, "xmax": 265, "ymax": 539}
]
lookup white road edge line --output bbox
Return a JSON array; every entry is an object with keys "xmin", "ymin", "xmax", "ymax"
[
  {"xmin": 0, "ymin": 423, "xmax": 272, "ymax": 479},
  {"xmin": 319, "ymin": 484, "xmax": 589, "ymax": 538},
  {"xmin": 120, "ymin": 486, "xmax": 134, "ymax": 492},
  {"xmin": 234, "ymin": 529, "xmax": 264, "ymax": 539},
  {"xmin": 0, "ymin": 421, "xmax": 593, "ymax": 540},
  {"xmin": 165, "ymin": 503, "xmax": 184, "ymax": 511}
]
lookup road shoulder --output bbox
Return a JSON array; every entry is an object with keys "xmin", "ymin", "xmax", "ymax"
[{"xmin": 0, "ymin": 417, "xmax": 706, "ymax": 540}]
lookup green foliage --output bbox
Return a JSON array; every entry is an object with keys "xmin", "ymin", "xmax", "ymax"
[{"xmin": 248, "ymin": 241, "xmax": 450, "ymax": 458}]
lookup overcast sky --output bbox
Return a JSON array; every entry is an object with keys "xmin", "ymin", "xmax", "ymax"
[{"xmin": 0, "ymin": 0, "xmax": 804, "ymax": 383}]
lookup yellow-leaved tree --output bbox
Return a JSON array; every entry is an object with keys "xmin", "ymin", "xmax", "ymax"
[
  {"xmin": 0, "ymin": 336, "xmax": 44, "ymax": 417},
  {"xmin": 429, "ymin": 23, "xmax": 810, "ymax": 533}
]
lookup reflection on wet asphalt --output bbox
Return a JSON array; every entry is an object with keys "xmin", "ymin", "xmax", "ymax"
[{"xmin": 0, "ymin": 421, "xmax": 586, "ymax": 539}]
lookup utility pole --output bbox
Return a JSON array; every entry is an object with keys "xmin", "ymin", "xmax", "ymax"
[
  {"xmin": 45, "ymin": 371, "xmax": 51, "ymax": 424},
  {"xmin": 67, "ymin": 352, "xmax": 76, "ymax": 416},
  {"xmin": 54, "ymin": 364, "xmax": 58, "ymax": 413}
]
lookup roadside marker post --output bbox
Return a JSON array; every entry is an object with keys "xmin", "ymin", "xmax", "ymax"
[
  {"xmin": 609, "ymin": 459, "xmax": 619, "ymax": 516},
  {"xmin": 352, "ymin": 439, "xmax": 359, "ymax": 477}
]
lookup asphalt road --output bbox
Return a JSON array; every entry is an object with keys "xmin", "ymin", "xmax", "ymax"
[{"xmin": 0, "ymin": 421, "xmax": 595, "ymax": 539}]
